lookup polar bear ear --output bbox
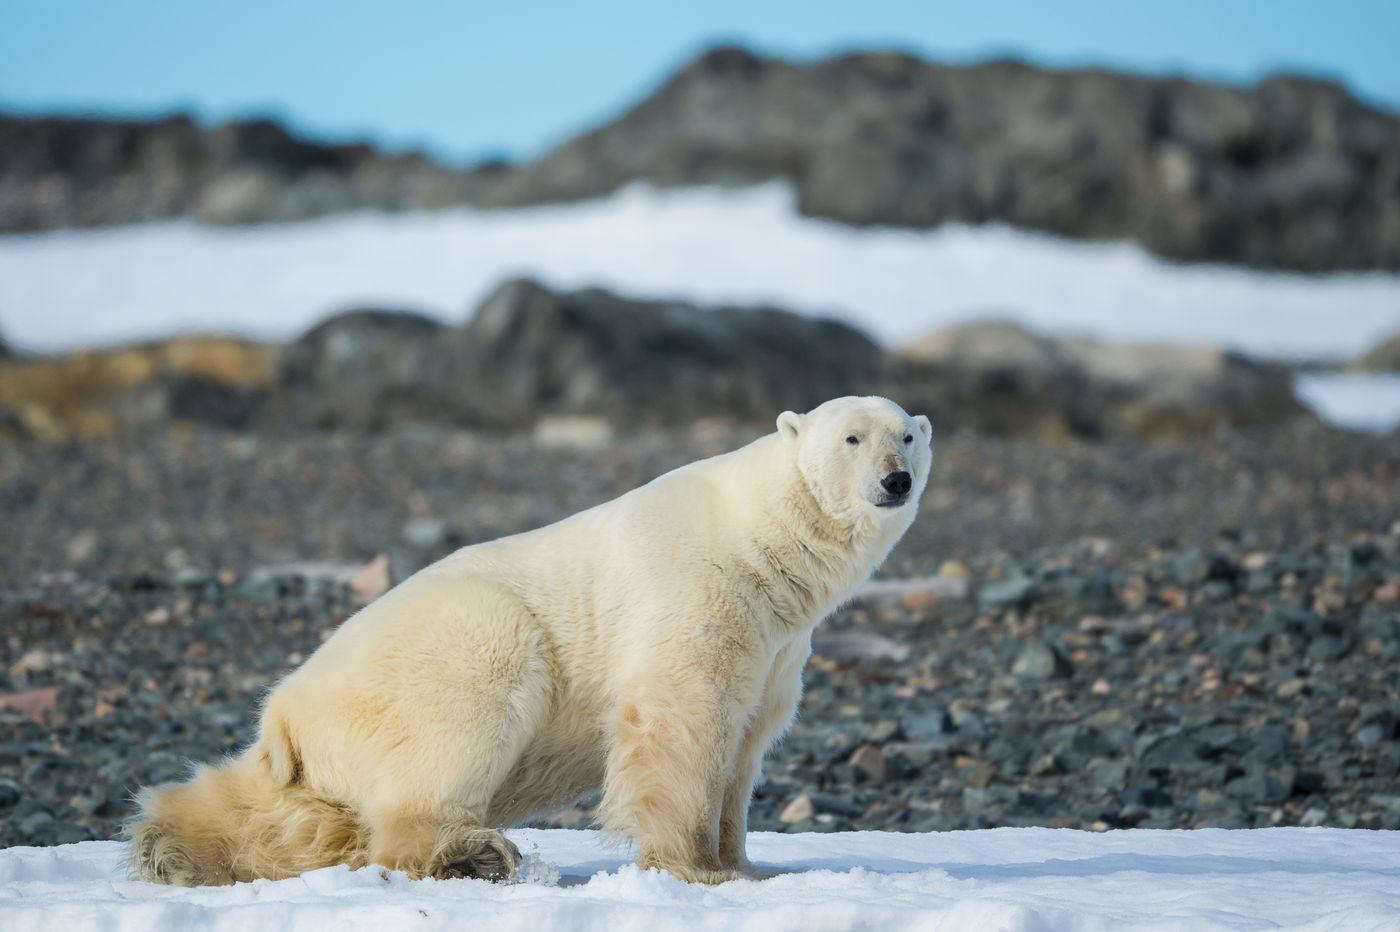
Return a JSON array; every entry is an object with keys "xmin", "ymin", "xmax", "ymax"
[
  {"xmin": 914, "ymin": 414, "xmax": 932, "ymax": 439},
  {"xmin": 777, "ymin": 410, "xmax": 803, "ymax": 440}
]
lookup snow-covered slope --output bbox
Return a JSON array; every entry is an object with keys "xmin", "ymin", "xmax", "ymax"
[{"xmin": 2, "ymin": 828, "xmax": 1398, "ymax": 931}]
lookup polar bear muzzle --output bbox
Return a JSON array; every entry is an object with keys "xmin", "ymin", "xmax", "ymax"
[{"xmin": 876, "ymin": 470, "xmax": 913, "ymax": 506}]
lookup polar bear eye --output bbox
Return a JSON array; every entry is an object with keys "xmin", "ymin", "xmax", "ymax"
[
  {"xmin": 903, "ymin": 433, "xmax": 913, "ymax": 444},
  {"xmin": 845, "ymin": 434, "xmax": 859, "ymax": 446}
]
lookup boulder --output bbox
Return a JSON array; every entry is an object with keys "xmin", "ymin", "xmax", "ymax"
[
  {"xmin": 452, "ymin": 278, "xmax": 889, "ymax": 428},
  {"xmin": 272, "ymin": 307, "xmax": 464, "ymax": 429}
]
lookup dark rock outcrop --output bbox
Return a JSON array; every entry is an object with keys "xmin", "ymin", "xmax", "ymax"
[
  {"xmin": 268, "ymin": 281, "xmax": 890, "ymax": 431},
  {"xmin": 482, "ymin": 47, "xmax": 1400, "ymax": 271},
  {"xmin": 274, "ymin": 308, "xmax": 463, "ymax": 429},
  {"xmin": 451, "ymin": 279, "xmax": 888, "ymax": 427},
  {"xmin": 0, "ymin": 113, "xmax": 499, "ymax": 231}
]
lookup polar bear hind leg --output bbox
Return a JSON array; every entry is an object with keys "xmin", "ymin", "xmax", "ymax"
[{"xmin": 299, "ymin": 577, "xmax": 549, "ymax": 881}]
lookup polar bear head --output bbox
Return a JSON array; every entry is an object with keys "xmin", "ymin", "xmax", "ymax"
[{"xmin": 776, "ymin": 396, "xmax": 933, "ymax": 525}]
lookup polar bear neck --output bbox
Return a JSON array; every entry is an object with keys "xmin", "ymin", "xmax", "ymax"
[{"xmin": 726, "ymin": 435, "xmax": 911, "ymax": 629}]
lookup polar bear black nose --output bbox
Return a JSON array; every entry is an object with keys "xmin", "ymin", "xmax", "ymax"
[{"xmin": 881, "ymin": 471, "xmax": 912, "ymax": 496}]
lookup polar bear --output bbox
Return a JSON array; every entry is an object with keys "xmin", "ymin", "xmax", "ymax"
[{"xmin": 128, "ymin": 395, "xmax": 932, "ymax": 886}]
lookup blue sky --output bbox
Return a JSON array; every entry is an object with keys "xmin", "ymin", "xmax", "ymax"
[{"xmin": 2, "ymin": 0, "xmax": 1396, "ymax": 164}]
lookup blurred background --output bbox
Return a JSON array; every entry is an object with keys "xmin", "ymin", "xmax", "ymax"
[
  {"xmin": 2, "ymin": 0, "xmax": 1399, "ymax": 848},
  {"xmin": 2, "ymin": 0, "xmax": 1400, "ymax": 439}
]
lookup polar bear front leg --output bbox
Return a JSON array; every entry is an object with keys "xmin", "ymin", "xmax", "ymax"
[
  {"xmin": 720, "ymin": 638, "xmax": 807, "ymax": 875},
  {"xmin": 600, "ymin": 680, "xmax": 750, "ymax": 884}
]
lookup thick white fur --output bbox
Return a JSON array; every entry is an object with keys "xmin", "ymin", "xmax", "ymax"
[{"xmin": 128, "ymin": 396, "xmax": 933, "ymax": 885}]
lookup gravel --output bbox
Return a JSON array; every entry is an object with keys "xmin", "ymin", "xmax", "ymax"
[{"xmin": 2, "ymin": 418, "xmax": 1398, "ymax": 847}]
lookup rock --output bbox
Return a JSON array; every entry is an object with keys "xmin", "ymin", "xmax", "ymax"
[
  {"xmin": 1122, "ymin": 784, "xmax": 1173, "ymax": 808},
  {"xmin": 854, "ymin": 577, "xmax": 971, "ymax": 603},
  {"xmin": 273, "ymin": 308, "xmax": 460, "ymax": 429},
  {"xmin": 402, "ymin": 518, "xmax": 449, "ymax": 551},
  {"xmin": 848, "ymin": 744, "xmax": 889, "ymax": 783},
  {"xmin": 867, "ymin": 720, "xmax": 900, "ymax": 743},
  {"xmin": 1353, "ymin": 330, "xmax": 1400, "ymax": 372},
  {"xmin": 1011, "ymin": 641, "xmax": 1071, "ymax": 679},
  {"xmin": 453, "ymin": 278, "xmax": 889, "ymax": 428},
  {"xmin": 811, "ymin": 632, "xmax": 910, "ymax": 663},
  {"xmin": 0, "ymin": 687, "xmax": 61, "ymax": 721},
  {"xmin": 481, "ymin": 47, "xmax": 1400, "ymax": 271},
  {"xmin": 778, "ymin": 794, "xmax": 814, "ymax": 823},
  {"xmin": 979, "ymin": 574, "xmax": 1037, "ymax": 609},
  {"xmin": 1225, "ymin": 772, "xmax": 1288, "ymax": 806},
  {"xmin": 0, "ymin": 112, "xmax": 483, "ymax": 232},
  {"xmin": 901, "ymin": 710, "xmax": 954, "ymax": 743},
  {"xmin": 532, "ymin": 416, "xmax": 614, "ymax": 450},
  {"xmin": 349, "ymin": 554, "xmax": 393, "ymax": 605},
  {"xmin": 1355, "ymin": 724, "xmax": 1387, "ymax": 748},
  {"xmin": 1300, "ymin": 808, "xmax": 1329, "ymax": 827}
]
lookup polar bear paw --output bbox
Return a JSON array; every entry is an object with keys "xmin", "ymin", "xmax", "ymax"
[{"xmin": 431, "ymin": 825, "xmax": 522, "ymax": 882}]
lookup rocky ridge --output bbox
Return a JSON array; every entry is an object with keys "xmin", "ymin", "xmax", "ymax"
[
  {"xmin": 0, "ymin": 280, "xmax": 1315, "ymax": 444},
  {"xmin": 4, "ymin": 46, "xmax": 1398, "ymax": 270}
]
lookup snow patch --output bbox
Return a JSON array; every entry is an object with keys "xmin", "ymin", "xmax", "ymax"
[{"xmin": 1, "ymin": 183, "xmax": 1397, "ymax": 361}]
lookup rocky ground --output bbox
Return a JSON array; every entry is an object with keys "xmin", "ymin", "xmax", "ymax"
[{"xmin": 1, "ymin": 419, "xmax": 1398, "ymax": 849}]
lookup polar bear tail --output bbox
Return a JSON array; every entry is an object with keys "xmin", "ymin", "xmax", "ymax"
[{"xmin": 126, "ymin": 719, "xmax": 365, "ymax": 885}]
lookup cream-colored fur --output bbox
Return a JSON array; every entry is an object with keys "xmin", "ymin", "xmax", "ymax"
[{"xmin": 127, "ymin": 396, "xmax": 933, "ymax": 886}]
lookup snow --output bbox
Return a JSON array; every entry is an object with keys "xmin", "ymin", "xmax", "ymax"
[
  {"xmin": 1294, "ymin": 372, "xmax": 1400, "ymax": 433},
  {"xmin": 1, "ymin": 183, "xmax": 1397, "ymax": 362},
  {"xmin": 2, "ymin": 828, "xmax": 1398, "ymax": 931}
]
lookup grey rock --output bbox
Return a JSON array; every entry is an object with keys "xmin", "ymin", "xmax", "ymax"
[
  {"xmin": 1011, "ymin": 641, "xmax": 1071, "ymax": 679},
  {"xmin": 1137, "ymin": 731, "xmax": 1210, "ymax": 773},
  {"xmin": 1355, "ymin": 723, "xmax": 1387, "ymax": 748},
  {"xmin": 901, "ymin": 710, "xmax": 954, "ymax": 742},
  {"xmin": 811, "ymin": 632, "xmax": 910, "ymax": 663},
  {"xmin": 403, "ymin": 518, "xmax": 450, "ymax": 551},
  {"xmin": 273, "ymin": 307, "xmax": 460, "ymax": 429},
  {"xmin": 979, "ymin": 575, "xmax": 1037, "ymax": 609},
  {"xmin": 452, "ymin": 278, "xmax": 888, "ymax": 428},
  {"xmin": 1225, "ymin": 772, "xmax": 1288, "ymax": 806},
  {"xmin": 1306, "ymin": 634, "xmax": 1351, "ymax": 663},
  {"xmin": 0, "ymin": 112, "xmax": 488, "ymax": 232}
]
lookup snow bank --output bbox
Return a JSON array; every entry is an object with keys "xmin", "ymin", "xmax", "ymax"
[
  {"xmin": 2, "ymin": 828, "xmax": 1398, "ymax": 931},
  {"xmin": 1, "ymin": 183, "xmax": 1397, "ymax": 361},
  {"xmin": 1295, "ymin": 372, "xmax": 1400, "ymax": 433}
]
